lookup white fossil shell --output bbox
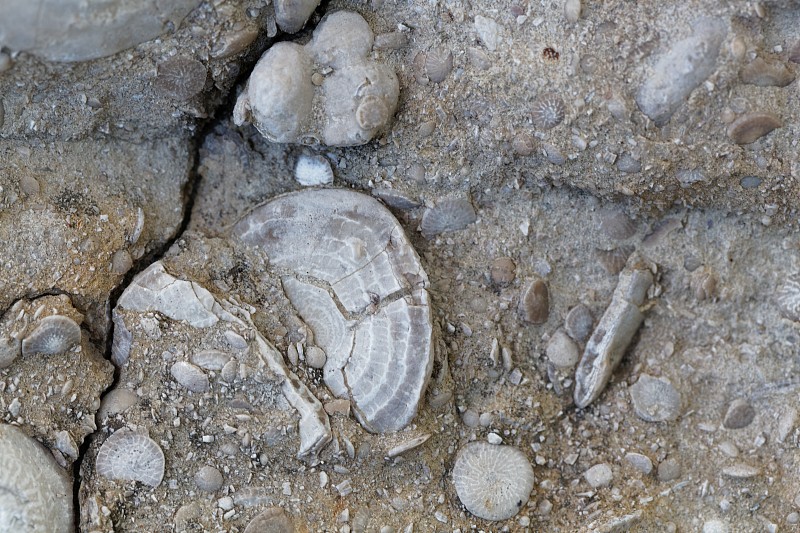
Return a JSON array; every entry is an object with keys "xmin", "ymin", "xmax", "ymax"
[
  {"xmin": 0, "ymin": 424, "xmax": 74, "ymax": 533},
  {"xmin": 170, "ymin": 361, "xmax": 209, "ymax": 393},
  {"xmin": 234, "ymin": 188, "xmax": 434, "ymax": 433},
  {"xmin": 95, "ymin": 429, "xmax": 165, "ymax": 487},
  {"xmin": 452, "ymin": 441, "xmax": 535, "ymax": 521},
  {"xmin": 21, "ymin": 315, "xmax": 81, "ymax": 356},
  {"xmin": 295, "ymin": 154, "xmax": 333, "ymax": 186}
]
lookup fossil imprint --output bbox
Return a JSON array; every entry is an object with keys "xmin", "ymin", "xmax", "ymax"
[{"xmin": 234, "ymin": 188, "xmax": 434, "ymax": 433}]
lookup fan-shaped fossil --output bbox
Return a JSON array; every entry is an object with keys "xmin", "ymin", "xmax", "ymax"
[
  {"xmin": 21, "ymin": 315, "xmax": 82, "ymax": 356},
  {"xmin": 0, "ymin": 424, "xmax": 73, "ymax": 532},
  {"xmin": 233, "ymin": 189, "xmax": 434, "ymax": 433},
  {"xmin": 95, "ymin": 429, "xmax": 165, "ymax": 487},
  {"xmin": 452, "ymin": 441, "xmax": 535, "ymax": 521}
]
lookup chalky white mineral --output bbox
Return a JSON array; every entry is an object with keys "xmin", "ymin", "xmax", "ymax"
[
  {"xmin": 234, "ymin": 188, "xmax": 434, "ymax": 433},
  {"xmin": 0, "ymin": 424, "xmax": 74, "ymax": 532},
  {"xmin": 452, "ymin": 441, "xmax": 535, "ymax": 521}
]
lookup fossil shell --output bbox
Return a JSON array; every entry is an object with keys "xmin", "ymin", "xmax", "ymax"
[
  {"xmin": 690, "ymin": 268, "xmax": 718, "ymax": 300},
  {"xmin": 420, "ymin": 196, "xmax": 477, "ymax": 237},
  {"xmin": 425, "ymin": 48, "xmax": 454, "ymax": 83},
  {"xmin": 95, "ymin": 429, "xmax": 165, "ymax": 487},
  {"xmin": 244, "ymin": 507, "xmax": 295, "ymax": 533},
  {"xmin": 194, "ymin": 465, "xmax": 223, "ymax": 492},
  {"xmin": 739, "ymin": 57, "xmax": 795, "ymax": 87},
  {"xmin": 532, "ymin": 93, "xmax": 566, "ymax": 130},
  {"xmin": 0, "ymin": 424, "xmax": 73, "ymax": 532},
  {"xmin": 452, "ymin": 441, "xmax": 535, "ymax": 521},
  {"xmin": 518, "ymin": 279, "xmax": 549, "ymax": 324},
  {"xmin": 512, "ymin": 132, "xmax": 536, "ymax": 156},
  {"xmin": 233, "ymin": 189, "xmax": 434, "ymax": 433},
  {"xmin": 170, "ymin": 361, "xmax": 209, "ymax": 393},
  {"xmin": 190, "ymin": 350, "xmax": 231, "ymax": 371},
  {"xmin": 565, "ymin": 304, "xmax": 594, "ymax": 343},
  {"xmin": 727, "ymin": 112, "xmax": 781, "ymax": 145},
  {"xmin": 595, "ymin": 246, "xmax": 634, "ymax": 275},
  {"xmin": 294, "ymin": 154, "xmax": 333, "ymax": 186},
  {"xmin": 777, "ymin": 276, "xmax": 800, "ymax": 321},
  {"xmin": 97, "ymin": 389, "xmax": 138, "ymax": 422},
  {"xmin": 0, "ymin": 337, "xmax": 20, "ymax": 369},
  {"xmin": 791, "ymin": 40, "xmax": 800, "ymax": 64},
  {"xmin": 355, "ymin": 95, "xmax": 391, "ymax": 131},
  {"xmin": 154, "ymin": 58, "xmax": 207, "ymax": 100},
  {"xmin": 21, "ymin": 315, "xmax": 81, "ymax": 356},
  {"xmin": 490, "ymin": 257, "xmax": 516, "ymax": 286},
  {"xmin": 599, "ymin": 210, "xmax": 637, "ymax": 240}
]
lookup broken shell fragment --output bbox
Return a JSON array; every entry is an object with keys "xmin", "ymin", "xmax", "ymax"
[
  {"xmin": 95, "ymin": 429, "xmax": 165, "ymax": 487},
  {"xmin": 727, "ymin": 112, "xmax": 781, "ymax": 145},
  {"xmin": 21, "ymin": 315, "xmax": 82, "ymax": 356},
  {"xmin": 519, "ymin": 279, "xmax": 549, "ymax": 324},
  {"xmin": 452, "ymin": 441, "xmax": 535, "ymax": 521},
  {"xmin": 574, "ymin": 257, "xmax": 654, "ymax": 408},
  {"xmin": 233, "ymin": 189, "xmax": 434, "ymax": 434}
]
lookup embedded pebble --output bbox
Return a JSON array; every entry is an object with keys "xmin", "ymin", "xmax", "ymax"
[
  {"xmin": 564, "ymin": 304, "xmax": 593, "ymax": 343},
  {"xmin": 474, "ymin": 15, "xmax": 502, "ymax": 51},
  {"xmin": 722, "ymin": 463, "xmax": 760, "ymax": 479},
  {"xmin": 791, "ymin": 40, "xmax": 800, "ymax": 63},
  {"xmin": 490, "ymin": 257, "xmax": 516, "ymax": 286},
  {"xmin": 584, "ymin": 463, "xmax": 613, "ymax": 488},
  {"xmin": 274, "ymin": 0, "xmax": 320, "ymax": 33},
  {"xmin": 170, "ymin": 361, "xmax": 210, "ymax": 393},
  {"xmin": 624, "ymin": 452, "xmax": 653, "ymax": 475},
  {"xmin": 20, "ymin": 175, "xmax": 41, "ymax": 196},
  {"xmin": 97, "ymin": 389, "xmax": 138, "ymax": 421},
  {"xmin": 545, "ymin": 329, "xmax": 580, "ymax": 368},
  {"xmin": 635, "ymin": 17, "xmax": 726, "ymax": 125},
  {"xmin": 111, "ymin": 249, "xmax": 133, "ymax": 274},
  {"xmin": 518, "ymin": 279, "xmax": 549, "ymax": 324},
  {"xmin": 599, "ymin": 210, "xmax": 637, "ymax": 240},
  {"xmin": 657, "ymin": 458, "xmax": 682, "ymax": 482},
  {"xmin": 452, "ymin": 442, "xmax": 535, "ymax": 521},
  {"xmin": 512, "ymin": 132, "xmax": 536, "ymax": 156},
  {"xmin": 564, "ymin": 0, "xmax": 582, "ymax": 22},
  {"xmin": 191, "ymin": 350, "xmax": 231, "ymax": 371},
  {"xmin": 703, "ymin": 520, "xmax": 729, "ymax": 533},
  {"xmin": 0, "ymin": 337, "xmax": 20, "ymax": 369},
  {"xmin": 305, "ymin": 346, "xmax": 327, "ymax": 369},
  {"xmin": 629, "ymin": 374, "xmax": 682, "ymax": 422},
  {"xmin": 195, "ymin": 465, "xmax": 224, "ymax": 492},
  {"xmin": 723, "ymin": 398, "xmax": 755, "ymax": 429}
]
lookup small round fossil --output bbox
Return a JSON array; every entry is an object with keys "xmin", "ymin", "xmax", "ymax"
[
  {"xmin": 425, "ymin": 48, "xmax": 454, "ymax": 83},
  {"xmin": 154, "ymin": 57, "xmax": 207, "ymax": 101},
  {"xmin": 452, "ymin": 441, "xmax": 535, "ymax": 521},
  {"xmin": 777, "ymin": 276, "xmax": 800, "ymax": 321},
  {"xmin": 194, "ymin": 465, "xmax": 223, "ymax": 492},
  {"xmin": 244, "ymin": 507, "xmax": 295, "ymax": 533},
  {"xmin": 355, "ymin": 95, "xmax": 391, "ymax": 131},
  {"xmin": 95, "ymin": 429, "xmax": 165, "ymax": 487},
  {"xmin": 21, "ymin": 315, "xmax": 81, "ymax": 356},
  {"xmin": 490, "ymin": 257, "xmax": 516, "ymax": 286},
  {"xmin": 532, "ymin": 93, "xmax": 566, "ymax": 130}
]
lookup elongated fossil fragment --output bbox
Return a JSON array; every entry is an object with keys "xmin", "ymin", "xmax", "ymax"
[{"xmin": 573, "ymin": 257, "xmax": 655, "ymax": 408}]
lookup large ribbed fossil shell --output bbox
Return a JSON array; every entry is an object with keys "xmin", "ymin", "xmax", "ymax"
[
  {"xmin": 233, "ymin": 189, "xmax": 434, "ymax": 433},
  {"xmin": 95, "ymin": 430, "xmax": 165, "ymax": 487},
  {"xmin": 0, "ymin": 424, "xmax": 74, "ymax": 532}
]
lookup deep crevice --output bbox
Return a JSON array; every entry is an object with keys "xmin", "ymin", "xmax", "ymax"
[{"xmin": 69, "ymin": 3, "xmax": 339, "ymax": 527}]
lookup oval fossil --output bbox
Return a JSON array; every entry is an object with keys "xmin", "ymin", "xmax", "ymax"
[{"xmin": 233, "ymin": 189, "xmax": 434, "ymax": 433}]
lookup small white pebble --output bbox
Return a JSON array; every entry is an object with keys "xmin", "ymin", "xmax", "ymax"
[{"xmin": 487, "ymin": 433, "xmax": 502, "ymax": 445}]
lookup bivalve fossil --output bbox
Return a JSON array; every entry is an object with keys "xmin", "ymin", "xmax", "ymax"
[
  {"xmin": 739, "ymin": 57, "xmax": 795, "ymax": 87},
  {"xmin": 727, "ymin": 112, "xmax": 781, "ymax": 145},
  {"xmin": 452, "ymin": 441, "xmax": 535, "ymax": 521},
  {"xmin": 425, "ymin": 48, "xmax": 454, "ymax": 83},
  {"xmin": 777, "ymin": 276, "xmax": 800, "ymax": 321},
  {"xmin": 21, "ymin": 315, "xmax": 81, "ymax": 356},
  {"xmin": 420, "ymin": 196, "xmax": 477, "ymax": 237},
  {"xmin": 532, "ymin": 93, "xmax": 566, "ymax": 130},
  {"xmin": 294, "ymin": 154, "xmax": 333, "ymax": 186},
  {"xmin": 233, "ymin": 188, "xmax": 434, "ymax": 434},
  {"xmin": 0, "ymin": 424, "xmax": 73, "ymax": 532},
  {"xmin": 519, "ymin": 279, "xmax": 549, "ymax": 324},
  {"xmin": 95, "ymin": 429, "xmax": 165, "ymax": 487}
]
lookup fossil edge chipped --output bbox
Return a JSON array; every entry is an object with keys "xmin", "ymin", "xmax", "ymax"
[{"xmin": 233, "ymin": 188, "xmax": 435, "ymax": 434}]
